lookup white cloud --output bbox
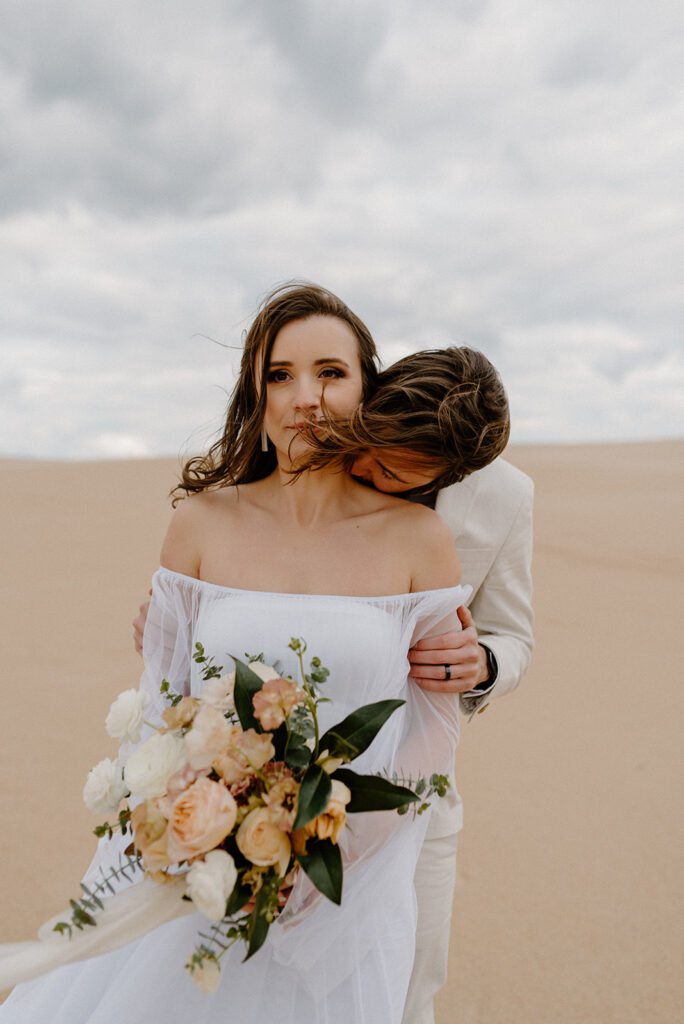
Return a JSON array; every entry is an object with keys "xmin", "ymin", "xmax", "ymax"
[{"xmin": 1, "ymin": 0, "xmax": 682, "ymax": 457}]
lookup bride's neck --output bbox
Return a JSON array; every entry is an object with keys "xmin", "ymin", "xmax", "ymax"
[{"xmin": 261, "ymin": 463, "xmax": 358, "ymax": 526}]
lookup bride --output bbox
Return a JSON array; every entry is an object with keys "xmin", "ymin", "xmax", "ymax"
[{"xmin": 1, "ymin": 283, "xmax": 470, "ymax": 1023}]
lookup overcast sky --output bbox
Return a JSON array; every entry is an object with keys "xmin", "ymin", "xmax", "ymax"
[{"xmin": 2, "ymin": 0, "xmax": 683, "ymax": 459}]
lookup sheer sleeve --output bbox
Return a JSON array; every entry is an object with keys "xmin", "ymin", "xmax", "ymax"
[
  {"xmin": 82, "ymin": 570, "xmax": 199, "ymax": 887},
  {"xmin": 268, "ymin": 587, "xmax": 470, "ymax": 1002}
]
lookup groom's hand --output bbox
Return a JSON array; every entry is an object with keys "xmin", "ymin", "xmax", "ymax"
[
  {"xmin": 132, "ymin": 590, "xmax": 152, "ymax": 655},
  {"xmin": 408, "ymin": 606, "xmax": 489, "ymax": 692}
]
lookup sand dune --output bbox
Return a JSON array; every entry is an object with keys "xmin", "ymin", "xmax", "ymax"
[{"xmin": 1, "ymin": 443, "xmax": 682, "ymax": 1022}]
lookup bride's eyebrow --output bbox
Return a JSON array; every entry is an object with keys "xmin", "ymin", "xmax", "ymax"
[{"xmin": 268, "ymin": 358, "xmax": 351, "ymax": 368}]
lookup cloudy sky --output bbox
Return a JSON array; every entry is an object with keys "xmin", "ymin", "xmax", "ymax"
[{"xmin": 2, "ymin": 0, "xmax": 683, "ymax": 458}]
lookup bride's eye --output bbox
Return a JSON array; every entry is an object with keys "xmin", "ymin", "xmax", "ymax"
[
  {"xmin": 319, "ymin": 367, "xmax": 345, "ymax": 379},
  {"xmin": 267, "ymin": 369, "xmax": 290, "ymax": 383}
]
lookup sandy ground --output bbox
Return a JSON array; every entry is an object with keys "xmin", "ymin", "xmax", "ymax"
[{"xmin": 1, "ymin": 442, "xmax": 682, "ymax": 1022}]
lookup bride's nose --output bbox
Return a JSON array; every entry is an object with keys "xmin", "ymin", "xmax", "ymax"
[{"xmin": 292, "ymin": 376, "xmax": 322, "ymax": 412}]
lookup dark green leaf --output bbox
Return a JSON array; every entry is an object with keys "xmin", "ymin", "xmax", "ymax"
[
  {"xmin": 270, "ymin": 721, "xmax": 289, "ymax": 760},
  {"xmin": 244, "ymin": 885, "xmax": 272, "ymax": 960},
  {"xmin": 233, "ymin": 657, "xmax": 268, "ymax": 731},
  {"xmin": 332, "ymin": 768, "xmax": 419, "ymax": 813},
  {"xmin": 318, "ymin": 699, "xmax": 405, "ymax": 762},
  {"xmin": 225, "ymin": 877, "xmax": 252, "ymax": 916},
  {"xmin": 293, "ymin": 765, "xmax": 332, "ymax": 830},
  {"xmin": 296, "ymin": 839, "xmax": 343, "ymax": 905}
]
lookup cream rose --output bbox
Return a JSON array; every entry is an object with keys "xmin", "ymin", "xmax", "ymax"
[
  {"xmin": 200, "ymin": 674, "xmax": 235, "ymax": 713},
  {"xmin": 105, "ymin": 689, "xmax": 151, "ymax": 744},
  {"xmin": 166, "ymin": 777, "xmax": 238, "ymax": 863},
  {"xmin": 212, "ymin": 727, "xmax": 275, "ymax": 785},
  {"xmin": 236, "ymin": 806, "xmax": 291, "ymax": 877},
  {"xmin": 187, "ymin": 955, "xmax": 221, "ymax": 994},
  {"xmin": 245, "ymin": 661, "xmax": 280, "ymax": 684},
  {"xmin": 252, "ymin": 677, "xmax": 305, "ymax": 731},
  {"xmin": 185, "ymin": 849, "xmax": 238, "ymax": 922},
  {"xmin": 124, "ymin": 732, "xmax": 186, "ymax": 800},
  {"xmin": 184, "ymin": 705, "xmax": 233, "ymax": 770},
  {"xmin": 83, "ymin": 757, "xmax": 129, "ymax": 813}
]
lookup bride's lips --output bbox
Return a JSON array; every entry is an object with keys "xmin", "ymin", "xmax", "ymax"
[{"xmin": 289, "ymin": 422, "xmax": 322, "ymax": 432}]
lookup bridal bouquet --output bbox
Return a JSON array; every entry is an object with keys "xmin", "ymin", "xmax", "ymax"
[{"xmin": 68, "ymin": 639, "xmax": 448, "ymax": 993}]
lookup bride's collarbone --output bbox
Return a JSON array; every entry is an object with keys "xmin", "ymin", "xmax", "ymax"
[{"xmin": 199, "ymin": 529, "xmax": 415, "ymax": 595}]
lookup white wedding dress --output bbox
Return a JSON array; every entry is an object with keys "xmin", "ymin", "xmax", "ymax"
[{"xmin": 1, "ymin": 567, "xmax": 470, "ymax": 1024}]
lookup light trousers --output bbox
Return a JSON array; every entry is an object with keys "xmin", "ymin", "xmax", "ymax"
[{"xmin": 402, "ymin": 831, "xmax": 459, "ymax": 1024}]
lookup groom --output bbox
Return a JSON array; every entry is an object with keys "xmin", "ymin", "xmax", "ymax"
[
  {"xmin": 132, "ymin": 345, "xmax": 533, "ymax": 1024},
  {"xmin": 341, "ymin": 347, "xmax": 533, "ymax": 1024}
]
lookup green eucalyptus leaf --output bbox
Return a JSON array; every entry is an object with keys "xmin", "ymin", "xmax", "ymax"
[
  {"xmin": 293, "ymin": 764, "xmax": 332, "ymax": 830},
  {"xmin": 283, "ymin": 732, "xmax": 311, "ymax": 770},
  {"xmin": 295, "ymin": 839, "xmax": 343, "ymax": 905},
  {"xmin": 332, "ymin": 768, "xmax": 420, "ymax": 813},
  {"xmin": 318, "ymin": 699, "xmax": 405, "ymax": 762}
]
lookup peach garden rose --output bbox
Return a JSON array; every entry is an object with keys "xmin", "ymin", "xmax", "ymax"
[
  {"xmin": 166, "ymin": 777, "xmax": 238, "ymax": 863},
  {"xmin": 184, "ymin": 705, "xmax": 233, "ymax": 770},
  {"xmin": 212, "ymin": 727, "xmax": 275, "ymax": 785}
]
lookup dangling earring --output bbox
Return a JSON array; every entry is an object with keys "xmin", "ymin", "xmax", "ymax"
[{"xmin": 261, "ymin": 424, "xmax": 269, "ymax": 452}]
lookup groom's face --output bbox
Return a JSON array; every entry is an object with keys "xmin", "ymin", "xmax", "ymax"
[{"xmin": 350, "ymin": 449, "xmax": 439, "ymax": 494}]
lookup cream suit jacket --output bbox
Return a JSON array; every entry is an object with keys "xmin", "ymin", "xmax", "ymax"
[{"xmin": 428, "ymin": 455, "xmax": 534, "ymax": 836}]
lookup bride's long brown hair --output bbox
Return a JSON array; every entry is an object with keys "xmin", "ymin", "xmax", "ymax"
[{"xmin": 172, "ymin": 283, "xmax": 379, "ymax": 504}]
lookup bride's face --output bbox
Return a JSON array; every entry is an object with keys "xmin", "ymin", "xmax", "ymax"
[{"xmin": 263, "ymin": 315, "xmax": 364, "ymax": 461}]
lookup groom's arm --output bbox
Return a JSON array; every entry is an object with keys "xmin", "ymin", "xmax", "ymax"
[
  {"xmin": 408, "ymin": 469, "xmax": 534, "ymax": 714},
  {"xmin": 458, "ymin": 480, "xmax": 534, "ymax": 714}
]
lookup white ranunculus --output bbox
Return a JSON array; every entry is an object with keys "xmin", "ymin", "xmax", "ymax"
[
  {"xmin": 185, "ymin": 849, "xmax": 238, "ymax": 922},
  {"xmin": 83, "ymin": 757, "xmax": 129, "ymax": 813},
  {"xmin": 187, "ymin": 955, "xmax": 221, "ymax": 993},
  {"xmin": 124, "ymin": 732, "xmax": 186, "ymax": 800},
  {"xmin": 105, "ymin": 689, "xmax": 152, "ymax": 743},
  {"xmin": 200, "ymin": 661, "xmax": 278, "ymax": 715},
  {"xmin": 200, "ymin": 673, "xmax": 235, "ymax": 714}
]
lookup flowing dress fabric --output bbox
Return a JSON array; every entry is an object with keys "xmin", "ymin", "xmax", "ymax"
[{"xmin": 2, "ymin": 568, "xmax": 470, "ymax": 1024}]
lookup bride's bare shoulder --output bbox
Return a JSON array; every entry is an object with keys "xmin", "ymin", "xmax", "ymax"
[
  {"xmin": 160, "ymin": 486, "xmax": 243, "ymax": 575},
  {"xmin": 384, "ymin": 500, "xmax": 462, "ymax": 590}
]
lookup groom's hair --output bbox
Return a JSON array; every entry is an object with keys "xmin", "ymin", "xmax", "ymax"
[{"xmin": 302, "ymin": 347, "xmax": 511, "ymax": 490}]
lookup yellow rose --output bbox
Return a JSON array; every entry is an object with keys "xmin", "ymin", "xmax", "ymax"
[
  {"xmin": 291, "ymin": 779, "xmax": 352, "ymax": 854},
  {"xmin": 131, "ymin": 799, "xmax": 172, "ymax": 873},
  {"xmin": 236, "ymin": 807, "xmax": 292, "ymax": 877},
  {"xmin": 161, "ymin": 696, "xmax": 200, "ymax": 732}
]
